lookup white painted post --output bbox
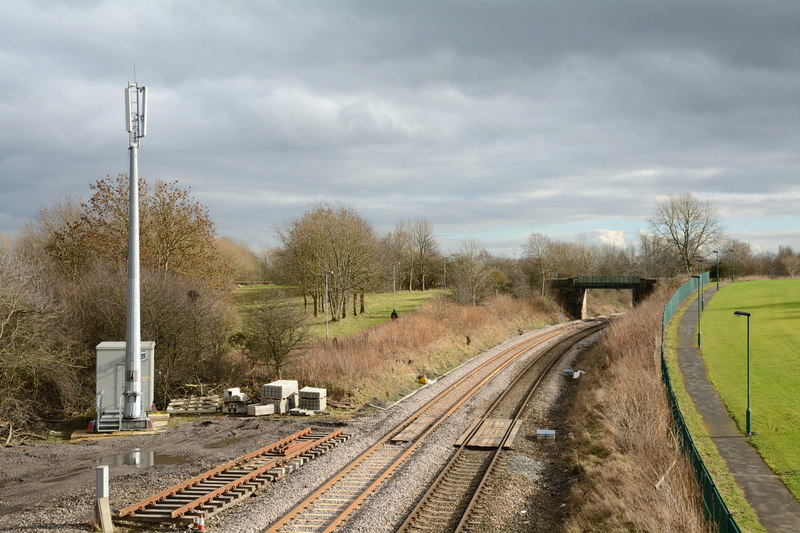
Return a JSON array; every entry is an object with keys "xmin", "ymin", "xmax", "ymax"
[
  {"xmin": 94, "ymin": 465, "xmax": 114, "ymax": 532},
  {"xmin": 96, "ymin": 465, "xmax": 109, "ymax": 499}
]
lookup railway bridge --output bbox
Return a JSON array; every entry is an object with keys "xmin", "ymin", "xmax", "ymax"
[{"xmin": 548, "ymin": 276, "xmax": 657, "ymax": 320}]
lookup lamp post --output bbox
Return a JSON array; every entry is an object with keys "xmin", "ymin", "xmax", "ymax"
[
  {"xmin": 734, "ymin": 311, "xmax": 752, "ymax": 436},
  {"xmin": 696, "ymin": 258, "xmax": 704, "ymax": 311},
  {"xmin": 691, "ymin": 275, "xmax": 701, "ymax": 348},
  {"xmin": 324, "ymin": 270, "xmax": 334, "ymax": 340},
  {"xmin": 391, "ymin": 262, "xmax": 400, "ymax": 319},
  {"xmin": 712, "ymin": 250, "xmax": 719, "ymax": 291},
  {"xmin": 729, "ymin": 248, "xmax": 736, "ymax": 283}
]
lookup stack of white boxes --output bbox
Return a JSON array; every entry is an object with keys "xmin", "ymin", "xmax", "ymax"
[
  {"xmin": 299, "ymin": 387, "xmax": 327, "ymax": 412},
  {"xmin": 223, "ymin": 387, "xmax": 248, "ymax": 415},
  {"xmin": 261, "ymin": 380, "xmax": 299, "ymax": 415}
]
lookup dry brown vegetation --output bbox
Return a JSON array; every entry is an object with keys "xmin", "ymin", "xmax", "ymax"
[
  {"xmin": 290, "ymin": 294, "xmax": 562, "ymax": 404},
  {"xmin": 566, "ymin": 288, "xmax": 709, "ymax": 532}
]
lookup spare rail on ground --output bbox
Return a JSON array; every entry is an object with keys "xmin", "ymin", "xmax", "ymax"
[{"xmin": 116, "ymin": 427, "xmax": 348, "ymax": 526}]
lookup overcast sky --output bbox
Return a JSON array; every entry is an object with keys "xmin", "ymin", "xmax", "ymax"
[{"xmin": 2, "ymin": 0, "xmax": 799, "ymax": 256}]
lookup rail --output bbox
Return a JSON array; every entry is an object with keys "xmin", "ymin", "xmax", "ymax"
[{"xmin": 399, "ymin": 323, "xmax": 606, "ymax": 532}]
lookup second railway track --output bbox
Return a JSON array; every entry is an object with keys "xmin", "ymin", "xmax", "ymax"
[{"xmin": 397, "ymin": 322, "xmax": 605, "ymax": 533}]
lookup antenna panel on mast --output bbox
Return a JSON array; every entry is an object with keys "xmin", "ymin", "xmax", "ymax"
[
  {"xmin": 124, "ymin": 86, "xmax": 133, "ymax": 132},
  {"xmin": 140, "ymin": 86, "xmax": 147, "ymax": 138}
]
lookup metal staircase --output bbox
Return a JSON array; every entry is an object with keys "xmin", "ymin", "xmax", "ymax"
[{"xmin": 95, "ymin": 409, "xmax": 122, "ymax": 432}]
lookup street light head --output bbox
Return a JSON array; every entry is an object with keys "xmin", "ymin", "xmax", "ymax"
[
  {"xmin": 328, "ymin": 270, "xmax": 334, "ymax": 275},
  {"xmin": 691, "ymin": 275, "xmax": 700, "ymax": 279},
  {"xmin": 713, "ymin": 250, "xmax": 718, "ymax": 254},
  {"xmin": 734, "ymin": 311, "xmax": 751, "ymax": 317}
]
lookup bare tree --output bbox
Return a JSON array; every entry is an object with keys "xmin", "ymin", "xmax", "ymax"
[
  {"xmin": 276, "ymin": 203, "xmax": 379, "ymax": 321},
  {"xmin": 449, "ymin": 239, "xmax": 493, "ymax": 305},
  {"xmin": 778, "ymin": 246, "xmax": 800, "ymax": 278},
  {"xmin": 216, "ymin": 237, "xmax": 259, "ymax": 283},
  {"xmin": 61, "ymin": 261, "xmax": 237, "ymax": 405},
  {"xmin": 410, "ymin": 218, "xmax": 439, "ymax": 291},
  {"xmin": 245, "ymin": 291, "xmax": 310, "ymax": 379},
  {"xmin": 523, "ymin": 232, "xmax": 554, "ymax": 296},
  {"xmin": 0, "ymin": 246, "xmax": 79, "ymax": 430},
  {"xmin": 637, "ymin": 231, "xmax": 682, "ymax": 277},
  {"xmin": 385, "ymin": 221, "xmax": 414, "ymax": 290},
  {"xmin": 648, "ymin": 193, "xmax": 725, "ymax": 275},
  {"xmin": 33, "ymin": 175, "xmax": 229, "ymax": 287}
]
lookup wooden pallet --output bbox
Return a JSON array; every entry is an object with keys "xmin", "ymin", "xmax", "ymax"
[{"xmin": 166, "ymin": 395, "xmax": 221, "ymax": 414}]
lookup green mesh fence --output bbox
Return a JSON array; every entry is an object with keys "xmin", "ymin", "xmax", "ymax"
[{"xmin": 661, "ymin": 272, "xmax": 740, "ymax": 532}]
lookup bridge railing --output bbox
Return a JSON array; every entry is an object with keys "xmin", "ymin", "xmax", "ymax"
[
  {"xmin": 660, "ymin": 272, "xmax": 740, "ymax": 533},
  {"xmin": 573, "ymin": 275, "xmax": 644, "ymax": 287}
]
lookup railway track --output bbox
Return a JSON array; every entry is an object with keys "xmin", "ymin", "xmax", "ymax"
[
  {"xmin": 397, "ymin": 323, "xmax": 605, "ymax": 533},
  {"xmin": 263, "ymin": 320, "xmax": 602, "ymax": 533},
  {"xmin": 116, "ymin": 427, "xmax": 348, "ymax": 526}
]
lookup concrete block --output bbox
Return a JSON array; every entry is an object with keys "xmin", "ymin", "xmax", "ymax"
[
  {"xmin": 261, "ymin": 380, "xmax": 298, "ymax": 399},
  {"xmin": 299, "ymin": 386, "xmax": 327, "ymax": 399},
  {"xmin": 263, "ymin": 398, "xmax": 288, "ymax": 414},
  {"xmin": 226, "ymin": 402, "xmax": 248, "ymax": 415},
  {"xmin": 223, "ymin": 388, "xmax": 241, "ymax": 401},
  {"xmin": 246, "ymin": 403, "xmax": 274, "ymax": 416},
  {"xmin": 299, "ymin": 397, "xmax": 326, "ymax": 411},
  {"xmin": 288, "ymin": 392, "xmax": 298, "ymax": 410}
]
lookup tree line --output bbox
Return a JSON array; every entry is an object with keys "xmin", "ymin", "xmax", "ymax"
[{"xmin": 1, "ymin": 179, "xmax": 798, "ymax": 434}]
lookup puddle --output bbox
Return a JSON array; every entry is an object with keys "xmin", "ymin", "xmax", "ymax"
[
  {"xmin": 96, "ymin": 449, "xmax": 188, "ymax": 468},
  {"xmin": 204, "ymin": 435, "xmax": 248, "ymax": 449},
  {"xmin": 38, "ymin": 450, "xmax": 187, "ymax": 486}
]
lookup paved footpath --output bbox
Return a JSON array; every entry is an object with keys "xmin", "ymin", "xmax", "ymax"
[{"xmin": 676, "ymin": 284, "xmax": 800, "ymax": 532}]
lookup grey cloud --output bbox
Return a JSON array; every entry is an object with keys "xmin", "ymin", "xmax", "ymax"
[{"xmin": 1, "ymin": 0, "xmax": 799, "ymax": 252}]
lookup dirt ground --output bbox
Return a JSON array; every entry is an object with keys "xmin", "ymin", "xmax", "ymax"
[{"xmin": 0, "ymin": 414, "xmax": 338, "ymax": 531}]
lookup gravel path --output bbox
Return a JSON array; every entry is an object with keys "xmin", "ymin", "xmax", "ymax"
[{"xmin": 0, "ymin": 322, "xmax": 595, "ymax": 533}]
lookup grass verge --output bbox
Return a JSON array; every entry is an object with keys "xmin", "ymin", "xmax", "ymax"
[
  {"xmin": 291, "ymin": 294, "xmax": 563, "ymax": 405},
  {"xmin": 566, "ymin": 288, "xmax": 708, "ymax": 532}
]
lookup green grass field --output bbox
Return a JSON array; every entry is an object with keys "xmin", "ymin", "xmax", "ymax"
[
  {"xmin": 233, "ymin": 285, "xmax": 442, "ymax": 340},
  {"xmin": 702, "ymin": 279, "xmax": 800, "ymax": 499}
]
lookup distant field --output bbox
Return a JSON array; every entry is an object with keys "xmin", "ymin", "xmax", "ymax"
[
  {"xmin": 233, "ymin": 285, "xmax": 442, "ymax": 340},
  {"xmin": 702, "ymin": 279, "xmax": 800, "ymax": 499}
]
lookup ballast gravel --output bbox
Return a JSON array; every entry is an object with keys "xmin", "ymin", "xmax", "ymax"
[{"xmin": 0, "ymin": 321, "xmax": 599, "ymax": 533}]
